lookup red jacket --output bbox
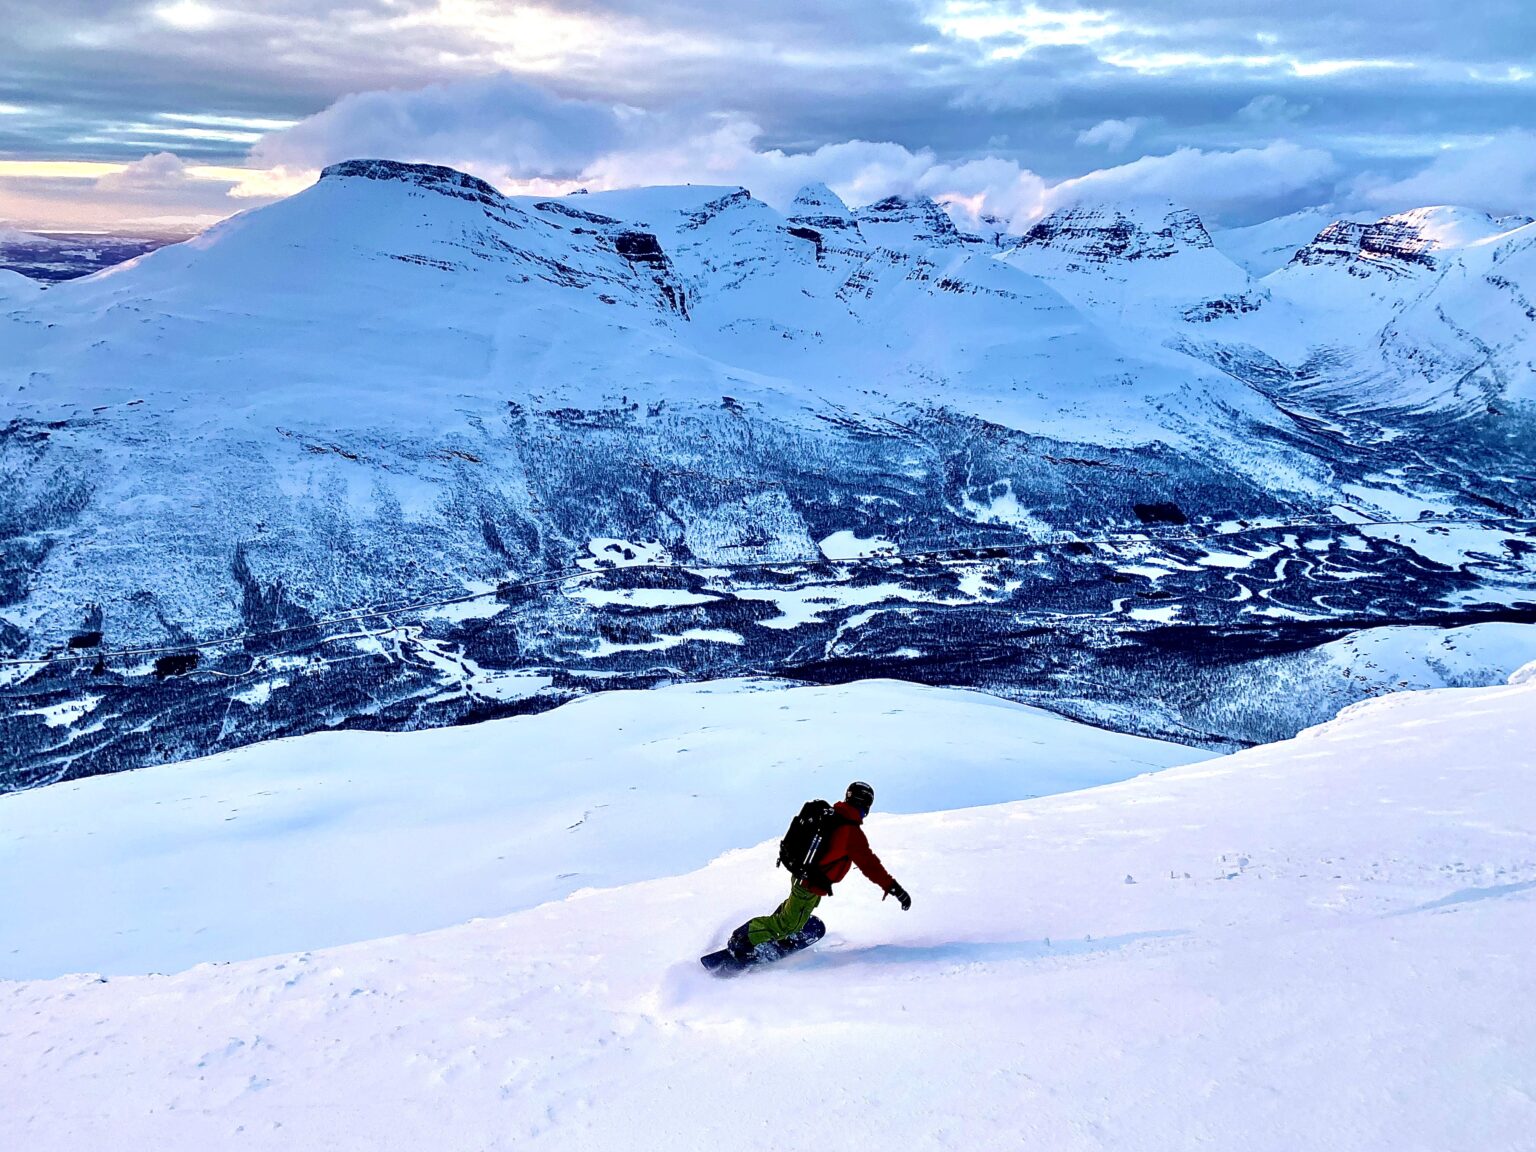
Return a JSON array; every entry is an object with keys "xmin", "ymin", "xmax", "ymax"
[{"xmin": 807, "ymin": 801, "xmax": 895, "ymax": 897}]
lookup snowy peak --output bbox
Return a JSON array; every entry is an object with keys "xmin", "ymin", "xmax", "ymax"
[
  {"xmin": 1017, "ymin": 201, "xmax": 1215, "ymax": 264},
  {"xmin": 1387, "ymin": 205, "xmax": 1533, "ymax": 250},
  {"xmin": 788, "ymin": 182, "xmax": 853, "ymax": 223},
  {"xmin": 28, "ymin": 157, "xmax": 702, "ymax": 324},
  {"xmin": 1210, "ymin": 208, "xmax": 1367, "ymax": 276},
  {"xmin": 675, "ymin": 187, "xmax": 758, "ymax": 231},
  {"xmin": 787, "ymin": 182, "xmax": 861, "ymax": 239},
  {"xmin": 855, "ymin": 194, "xmax": 963, "ymax": 247},
  {"xmin": 528, "ymin": 184, "xmax": 757, "ymax": 234},
  {"xmin": 1284, "ymin": 206, "xmax": 1528, "ymax": 280},
  {"xmin": 1289, "ymin": 217, "xmax": 1438, "ymax": 279},
  {"xmin": 318, "ymin": 158, "xmax": 509, "ymax": 208}
]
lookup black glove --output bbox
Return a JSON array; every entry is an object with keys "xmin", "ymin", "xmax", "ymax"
[{"xmin": 886, "ymin": 881, "xmax": 911, "ymax": 911}]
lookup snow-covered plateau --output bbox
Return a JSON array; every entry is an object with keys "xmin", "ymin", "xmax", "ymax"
[
  {"xmin": 2, "ymin": 159, "xmax": 1534, "ymax": 787},
  {"xmin": 2, "ymin": 670, "xmax": 1532, "ymax": 1151}
]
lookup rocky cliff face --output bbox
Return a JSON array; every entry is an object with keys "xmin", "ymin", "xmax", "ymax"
[
  {"xmin": 1018, "ymin": 202, "xmax": 1215, "ymax": 264},
  {"xmin": 1289, "ymin": 217, "xmax": 1439, "ymax": 278}
]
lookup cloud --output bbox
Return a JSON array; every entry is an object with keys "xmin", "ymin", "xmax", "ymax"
[
  {"xmin": 1077, "ymin": 118, "xmax": 1141, "ymax": 150},
  {"xmin": 246, "ymin": 84, "xmax": 1044, "ymax": 220},
  {"xmin": 1237, "ymin": 94, "xmax": 1308, "ymax": 123},
  {"xmin": 0, "ymin": 151, "xmax": 250, "ymax": 231},
  {"xmin": 1354, "ymin": 130, "xmax": 1536, "ymax": 217},
  {"xmin": 250, "ymin": 77, "xmax": 636, "ymax": 178},
  {"xmin": 228, "ymin": 76, "xmax": 1060, "ymax": 222},
  {"xmin": 1045, "ymin": 141, "xmax": 1340, "ymax": 225},
  {"xmin": 94, "ymin": 151, "xmax": 191, "ymax": 191},
  {"xmin": 6, "ymin": 0, "xmax": 1530, "ymax": 232},
  {"xmin": 6, "ymin": 0, "xmax": 1531, "ymax": 177},
  {"xmin": 232, "ymin": 78, "xmax": 1351, "ymax": 229},
  {"xmin": 36, "ymin": 59, "xmax": 1513, "ymax": 234}
]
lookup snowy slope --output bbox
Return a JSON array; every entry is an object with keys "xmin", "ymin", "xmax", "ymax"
[
  {"xmin": 1378, "ymin": 219, "xmax": 1536, "ymax": 409},
  {"xmin": 0, "ymin": 267, "xmax": 40, "ymax": 302},
  {"xmin": 3, "ymin": 677, "xmax": 1533, "ymax": 1151},
  {"xmin": 0, "ymin": 678, "xmax": 1205, "ymax": 980},
  {"xmin": 1209, "ymin": 207, "xmax": 1370, "ymax": 276},
  {"xmin": 1319, "ymin": 620, "xmax": 1536, "ymax": 687}
]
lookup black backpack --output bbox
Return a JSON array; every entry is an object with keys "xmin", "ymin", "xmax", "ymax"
[{"xmin": 778, "ymin": 799, "xmax": 846, "ymax": 888}]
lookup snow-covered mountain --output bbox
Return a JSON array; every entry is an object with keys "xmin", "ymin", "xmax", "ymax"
[
  {"xmin": 3, "ymin": 672, "xmax": 1532, "ymax": 1151},
  {"xmin": 1203, "ymin": 206, "xmax": 1536, "ymax": 415},
  {"xmin": 1001, "ymin": 199, "xmax": 1269, "ymax": 326},
  {"xmin": 1265, "ymin": 207, "xmax": 1525, "ymax": 338},
  {"xmin": 1, "ymin": 161, "xmax": 1532, "ymax": 789}
]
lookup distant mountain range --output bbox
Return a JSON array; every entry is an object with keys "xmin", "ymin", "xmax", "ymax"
[
  {"xmin": 0, "ymin": 225, "xmax": 184, "ymax": 283},
  {"xmin": 2, "ymin": 158, "xmax": 1532, "ymax": 790}
]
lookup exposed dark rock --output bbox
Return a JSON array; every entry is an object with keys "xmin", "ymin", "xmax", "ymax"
[
  {"xmin": 613, "ymin": 231, "xmax": 666, "ymax": 263},
  {"xmin": 786, "ymin": 226, "xmax": 823, "ymax": 260},
  {"xmin": 1022, "ymin": 205, "xmax": 1213, "ymax": 262},
  {"xmin": 320, "ymin": 159, "xmax": 506, "ymax": 209},
  {"xmin": 612, "ymin": 231, "xmax": 688, "ymax": 316},
  {"xmin": 1182, "ymin": 292, "xmax": 1268, "ymax": 322},
  {"xmin": 1289, "ymin": 217, "xmax": 1439, "ymax": 277}
]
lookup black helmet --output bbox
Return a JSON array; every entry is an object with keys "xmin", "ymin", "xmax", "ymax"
[{"xmin": 846, "ymin": 781, "xmax": 875, "ymax": 814}]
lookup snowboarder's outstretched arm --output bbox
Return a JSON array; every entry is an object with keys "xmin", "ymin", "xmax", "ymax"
[{"xmin": 849, "ymin": 826, "xmax": 908, "ymax": 907}]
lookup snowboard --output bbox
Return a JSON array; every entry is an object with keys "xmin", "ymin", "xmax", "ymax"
[{"xmin": 700, "ymin": 916, "xmax": 826, "ymax": 975}]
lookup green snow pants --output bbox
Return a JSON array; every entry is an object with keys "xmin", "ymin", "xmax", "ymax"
[{"xmin": 746, "ymin": 881, "xmax": 822, "ymax": 946}]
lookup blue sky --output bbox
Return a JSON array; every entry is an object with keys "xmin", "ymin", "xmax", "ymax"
[{"xmin": 0, "ymin": 0, "xmax": 1532, "ymax": 230}]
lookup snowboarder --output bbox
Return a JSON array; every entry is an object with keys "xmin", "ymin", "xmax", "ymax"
[{"xmin": 721, "ymin": 780, "xmax": 911, "ymax": 965}]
